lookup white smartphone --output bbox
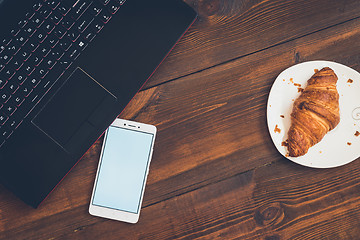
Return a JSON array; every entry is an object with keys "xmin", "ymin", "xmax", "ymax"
[{"xmin": 89, "ymin": 118, "xmax": 157, "ymax": 223}]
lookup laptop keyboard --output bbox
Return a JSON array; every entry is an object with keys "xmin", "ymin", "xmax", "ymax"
[{"xmin": 0, "ymin": 0, "xmax": 126, "ymax": 147}]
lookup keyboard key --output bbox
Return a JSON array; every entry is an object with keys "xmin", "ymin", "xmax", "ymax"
[
  {"xmin": 0, "ymin": 51, "xmax": 12, "ymax": 64},
  {"xmin": 83, "ymin": 27, "xmax": 96, "ymax": 42},
  {"xmin": 1, "ymin": 126, "xmax": 13, "ymax": 139},
  {"xmin": 28, "ymin": 38, "xmax": 39, "ymax": 52},
  {"xmin": 19, "ymin": 85, "xmax": 33, "ymax": 97},
  {"xmin": 39, "ymin": 5, "xmax": 52, "ymax": 19},
  {"xmin": 4, "ymin": 69, "xmax": 15, "ymax": 79},
  {"xmin": 35, "ymin": 62, "xmax": 49, "ymax": 78},
  {"xmin": 32, "ymin": 2, "xmax": 43, "ymax": 11},
  {"xmin": 58, "ymin": 58, "xmax": 72, "ymax": 69},
  {"xmin": 66, "ymin": 45, "xmax": 81, "ymax": 61},
  {"xmin": 5, "ymin": 83, "xmax": 19, "ymax": 94},
  {"xmin": 50, "ymin": 10, "xmax": 63, "ymax": 24},
  {"xmin": 99, "ymin": 0, "xmax": 111, "ymax": 5},
  {"xmin": 54, "ymin": 24, "xmax": 67, "ymax": 39},
  {"xmin": 1, "ymin": 37, "xmax": 12, "ymax": 46},
  {"xmin": 18, "ymin": 48, "xmax": 32, "ymax": 61},
  {"xmin": 8, "ymin": 118, "xmax": 21, "ymax": 129},
  {"xmin": 15, "ymin": 31, "xmax": 29, "ymax": 46},
  {"xmin": 0, "ymin": 112, "xmax": 9, "ymax": 125},
  {"xmin": 28, "ymin": 53, "xmax": 43, "ymax": 66},
  {"xmin": 58, "ymin": 4, "xmax": 71, "ymax": 16},
  {"xmin": 44, "ymin": 58, "xmax": 57, "ymax": 69},
  {"xmin": 10, "ymin": 28, "xmax": 21, "ymax": 36},
  {"xmin": 42, "ymin": 21, "xmax": 56, "ymax": 34},
  {"xmin": 0, "ymin": 44, "xmax": 5, "ymax": 53},
  {"xmin": 31, "ymin": 13, "xmax": 44, "ymax": 28},
  {"xmin": 45, "ymin": 34, "xmax": 59, "ymax": 48},
  {"xmin": 38, "ymin": 43, "xmax": 51, "ymax": 57},
  {"xmin": 9, "ymin": 59, "xmax": 24, "ymax": 71},
  {"xmin": 90, "ymin": 1, "xmax": 103, "ymax": 16},
  {"xmin": 22, "ymin": 63, "xmax": 35, "ymax": 76},
  {"xmin": 58, "ymin": 37, "xmax": 72, "ymax": 51},
  {"xmin": 6, "ymin": 44, "xmax": 20, "ymax": 56},
  {"xmin": 76, "ymin": 12, "xmax": 94, "ymax": 32},
  {"xmin": 77, "ymin": 40, "xmax": 88, "ymax": 51},
  {"xmin": 46, "ymin": 0, "xmax": 61, "ymax": 10},
  {"xmin": 4, "ymin": 104, "xmax": 17, "ymax": 116},
  {"xmin": 61, "ymin": 15, "xmax": 75, "ymax": 30},
  {"xmin": 93, "ymin": 19, "xmax": 104, "ymax": 33},
  {"xmin": 71, "ymin": 1, "xmax": 92, "ymax": 20},
  {"xmin": 0, "ymin": 92, "xmax": 11, "ymax": 103},
  {"xmin": 34, "ymin": 30, "xmax": 47, "ymax": 43},
  {"xmin": 27, "ymin": 77, "xmax": 41, "ymax": 88},
  {"xmin": 17, "ymin": 18, "xmax": 29, "ymax": 28},
  {"xmin": 0, "ymin": 77, "xmax": 7, "ymax": 89},
  {"xmin": 67, "ymin": 29, "xmax": 80, "ymax": 42},
  {"xmin": 100, "ymin": 10, "xmax": 111, "ymax": 23},
  {"xmin": 10, "ymin": 92, "xmax": 25, "ymax": 107},
  {"xmin": 23, "ymin": 23, "xmax": 37, "ymax": 37},
  {"xmin": 49, "ymin": 45, "xmax": 64, "ymax": 60},
  {"xmin": 108, "ymin": 0, "xmax": 120, "ymax": 14},
  {"xmin": 13, "ymin": 72, "xmax": 27, "ymax": 85}
]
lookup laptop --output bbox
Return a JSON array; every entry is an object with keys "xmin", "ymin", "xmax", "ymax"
[{"xmin": 0, "ymin": 0, "xmax": 197, "ymax": 207}]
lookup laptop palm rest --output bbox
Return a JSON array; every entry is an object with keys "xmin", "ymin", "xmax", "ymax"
[{"xmin": 32, "ymin": 68, "xmax": 117, "ymax": 154}]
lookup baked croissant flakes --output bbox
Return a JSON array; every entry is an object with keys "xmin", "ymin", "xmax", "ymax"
[{"xmin": 287, "ymin": 67, "xmax": 340, "ymax": 157}]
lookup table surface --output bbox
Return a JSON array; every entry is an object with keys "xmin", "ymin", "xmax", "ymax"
[{"xmin": 2, "ymin": 0, "xmax": 360, "ymax": 239}]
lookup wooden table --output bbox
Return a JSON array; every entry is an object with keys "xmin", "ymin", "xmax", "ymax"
[{"xmin": 2, "ymin": 0, "xmax": 360, "ymax": 239}]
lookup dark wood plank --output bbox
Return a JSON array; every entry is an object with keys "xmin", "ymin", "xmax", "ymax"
[
  {"xmin": 3, "ymin": 158, "xmax": 360, "ymax": 239},
  {"xmin": 144, "ymin": 0, "xmax": 360, "ymax": 88}
]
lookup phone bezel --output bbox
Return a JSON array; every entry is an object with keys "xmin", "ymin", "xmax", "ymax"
[{"xmin": 88, "ymin": 118, "xmax": 157, "ymax": 223}]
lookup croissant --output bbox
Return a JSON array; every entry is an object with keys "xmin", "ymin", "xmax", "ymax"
[{"xmin": 287, "ymin": 67, "xmax": 340, "ymax": 157}]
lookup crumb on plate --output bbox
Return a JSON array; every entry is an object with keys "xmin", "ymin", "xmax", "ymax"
[
  {"xmin": 274, "ymin": 124, "xmax": 281, "ymax": 133},
  {"xmin": 348, "ymin": 79, "xmax": 354, "ymax": 83},
  {"xmin": 355, "ymin": 131, "xmax": 360, "ymax": 137},
  {"xmin": 347, "ymin": 142, "xmax": 352, "ymax": 146},
  {"xmin": 280, "ymin": 115, "xmax": 285, "ymax": 118}
]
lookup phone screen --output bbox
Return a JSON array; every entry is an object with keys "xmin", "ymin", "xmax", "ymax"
[{"xmin": 92, "ymin": 125, "xmax": 154, "ymax": 214}]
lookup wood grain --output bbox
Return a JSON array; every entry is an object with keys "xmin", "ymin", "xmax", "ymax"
[{"xmin": 143, "ymin": 0, "xmax": 360, "ymax": 89}]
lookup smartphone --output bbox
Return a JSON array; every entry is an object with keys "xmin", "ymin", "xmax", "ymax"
[{"xmin": 89, "ymin": 118, "xmax": 157, "ymax": 223}]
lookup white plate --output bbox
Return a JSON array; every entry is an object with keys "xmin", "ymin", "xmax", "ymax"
[{"xmin": 267, "ymin": 61, "xmax": 360, "ymax": 168}]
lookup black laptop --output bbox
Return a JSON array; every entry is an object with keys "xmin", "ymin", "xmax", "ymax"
[{"xmin": 0, "ymin": 0, "xmax": 197, "ymax": 207}]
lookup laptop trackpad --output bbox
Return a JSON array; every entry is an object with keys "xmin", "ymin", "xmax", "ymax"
[{"xmin": 32, "ymin": 68, "xmax": 117, "ymax": 154}]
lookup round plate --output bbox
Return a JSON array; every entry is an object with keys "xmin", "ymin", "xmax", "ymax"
[{"xmin": 267, "ymin": 61, "xmax": 360, "ymax": 168}]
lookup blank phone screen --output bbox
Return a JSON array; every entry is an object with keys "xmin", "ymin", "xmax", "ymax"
[{"xmin": 92, "ymin": 125, "xmax": 154, "ymax": 214}]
